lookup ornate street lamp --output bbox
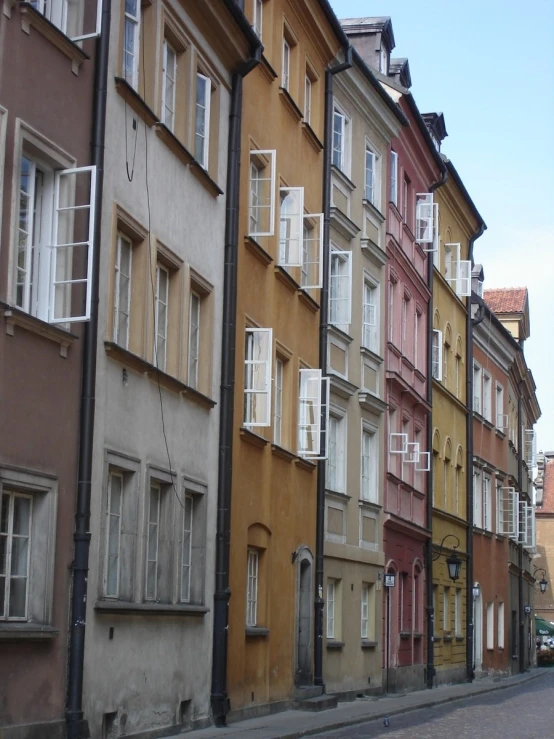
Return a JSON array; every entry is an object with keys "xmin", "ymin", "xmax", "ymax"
[
  {"xmin": 534, "ymin": 567, "xmax": 548, "ymax": 593},
  {"xmin": 432, "ymin": 534, "xmax": 462, "ymax": 582}
]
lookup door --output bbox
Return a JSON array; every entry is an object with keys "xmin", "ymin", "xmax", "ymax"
[
  {"xmin": 474, "ymin": 592, "xmax": 483, "ymax": 671},
  {"xmin": 295, "ymin": 555, "xmax": 313, "ymax": 685}
]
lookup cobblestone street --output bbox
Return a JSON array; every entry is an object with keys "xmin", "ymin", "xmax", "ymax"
[{"xmin": 316, "ymin": 671, "xmax": 554, "ymax": 738}]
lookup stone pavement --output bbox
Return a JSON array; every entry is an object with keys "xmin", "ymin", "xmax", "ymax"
[{"xmin": 168, "ymin": 668, "xmax": 549, "ymax": 739}]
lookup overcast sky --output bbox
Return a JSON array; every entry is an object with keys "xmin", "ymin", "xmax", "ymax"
[{"xmin": 330, "ymin": 0, "xmax": 554, "ymax": 453}]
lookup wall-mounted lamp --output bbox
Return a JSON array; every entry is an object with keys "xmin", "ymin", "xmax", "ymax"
[
  {"xmin": 472, "ymin": 582, "xmax": 481, "ymax": 599},
  {"xmin": 534, "ymin": 567, "xmax": 548, "ymax": 594},
  {"xmin": 432, "ymin": 534, "xmax": 463, "ymax": 582}
]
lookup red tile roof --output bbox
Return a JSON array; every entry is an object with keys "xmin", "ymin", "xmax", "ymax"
[
  {"xmin": 483, "ymin": 287, "xmax": 527, "ymax": 314},
  {"xmin": 541, "ymin": 459, "xmax": 554, "ymax": 513}
]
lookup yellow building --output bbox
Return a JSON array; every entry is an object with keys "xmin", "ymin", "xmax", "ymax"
[{"xmin": 426, "ymin": 116, "xmax": 485, "ymax": 684}]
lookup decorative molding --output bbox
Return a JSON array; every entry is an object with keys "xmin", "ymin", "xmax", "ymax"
[
  {"xmin": 278, "ymin": 87, "xmax": 303, "ymax": 123},
  {"xmin": 271, "ymin": 444, "xmax": 296, "ymax": 463},
  {"xmin": 274, "ymin": 265, "xmax": 300, "ymax": 293},
  {"xmin": 330, "ymin": 207, "xmax": 360, "ymax": 240},
  {"xmin": 0, "ymin": 624, "xmax": 59, "ymax": 640},
  {"xmin": 259, "ymin": 54, "xmax": 278, "ymax": 82},
  {"xmin": 154, "ymin": 123, "xmax": 194, "ymax": 166},
  {"xmin": 361, "ymin": 238, "xmax": 387, "ymax": 267},
  {"xmin": 3, "ymin": 0, "xmax": 17, "ymax": 19},
  {"xmin": 189, "ymin": 161, "xmax": 224, "ymax": 197},
  {"xmin": 244, "ymin": 236, "xmax": 273, "ymax": 266},
  {"xmin": 3, "ymin": 306, "xmax": 76, "ymax": 357},
  {"xmin": 245, "ymin": 626, "xmax": 269, "ymax": 637},
  {"xmin": 301, "ymin": 121, "xmax": 324, "ymax": 152},
  {"xmin": 297, "ymin": 288, "xmax": 319, "ymax": 313},
  {"xmin": 114, "ymin": 76, "xmax": 158, "ymax": 126},
  {"xmin": 329, "ymin": 372, "xmax": 358, "ymax": 399},
  {"xmin": 20, "ymin": 3, "xmax": 88, "ymax": 74},
  {"xmin": 359, "ymin": 391, "xmax": 388, "ymax": 415},
  {"xmin": 94, "ymin": 601, "xmax": 208, "ymax": 616},
  {"xmin": 240, "ymin": 427, "xmax": 268, "ymax": 449},
  {"xmin": 331, "ymin": 164, "xmax": 356, "ymax": 193}
]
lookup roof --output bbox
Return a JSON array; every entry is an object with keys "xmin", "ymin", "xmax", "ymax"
[
  {"xmin": 540, "ymin": 457, "xmax": 554, "ymax": 513},
  {"xmin": 484, "ymin": 287, "xmax": 528, "ymax": 314}
]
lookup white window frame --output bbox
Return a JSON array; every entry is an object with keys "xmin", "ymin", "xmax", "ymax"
[
  {"xmin": 455, "ymin": 588, "xmax": 462, "ymax": 637},
  {"xmin": 282, "ymin": 37, "xmax": 291, "ymax": 90},
  {"xmin": 473, "ymin": 468, "xmax": 483, "ymax": 529},
  {"xmin": 0, "ymin": 491, "xmax": 32, "ymax": 621},
  {"xmin": 154, "ymin": 263, "xmax": 169, "ymax": 372},
  {"xmin": 188, "ymin": 291, "xmax": 201, "ymax": 389},
  {"xmin": 483, "ymin": 372, "xmax": 492, "ymax": 423},
  {"xmin": 444, "ymin": 242, "xmax": 471, "ymax": 297},
  {"xmin": 195, "ymin": 73, "xmax": 211, "ymax": 168},
  {"xmin": 432, "ymin": 329, "xmax": 443, "ymax": 381},
  {"xmin": 498, "ymin": 487, "xmax": 519, "ymax": 539},
  {"xmin": 365, "ymin": 146, "xmax": 376, "ymax": 205},
  {"xmin": 249, "ymin": 150, "xmax": 276, "ymax": 238},
  {"xmin": 304, "ymin": 74, "xmax": 312, "ymax": 124},
  {"xmin": 180, "ymin": 493, "xmax": 194, "ymax": 602},
  {"xmin": 415, "ymin": 193, "xmax": 434, "ymax": 244},
  {"xmin": 332, "ymin": 108, "xmax": 345, "ymax": 171},
  {"xmin": 524, "ymin": 503, "xmax": 536, "ymax": 551},
  {"xmin": 279, "ymin": 187, "xmax": 304, "ymax": 267},
  {"xmin": 361, "ymin": 583, "xmax": 369, "ymax": 639},
  {"xmin": 244, "ymin": 327, "xmax": 273, "ymax": 428},
  {"xmin": 113, "ymin": 232, "xmax": 132, "ymax": 349},
  {"xmin": 389, "ymin": 150, "xmax": 398, "ymax": 206},
  {"xmin": 301, "ymin": 214, "xmax": 324, "ymax": 289},
  {"xmin": 105, "ymin": 471, "xmax": 123, "ymax": 598},
  {"xmin": 362, "ymin": 277, "xmax": 378, "ymax": 352},
  {"xmin": 31, "ymin": 0, "xmax": 103, "ymax": 42},
  {"xmin": 473, "ymin": 362, "xmax": 482, "ymax": 414},
  {"xmin": 498, "ymin": 602, "xmax": 505, "ymax": 649},
  {"xmin": 361, "ymin": 425, "xmax": 377, "ymax": 503},
  {"xmin": 443, "ymin": 586, "xmax": 450, "ymax": 631},
  {"xmin": 326, "ymin": 580, "xmax": 336, "ymax": 639},
  {"xmin": 298, "ymin": 369, "xmax": 329, "ymax": 460},
  {"xmin": 329, "ymin": 248, "xmax": 352, "ymax": 327},
  {"xmin": 145, "ymin": 482, "xmax": 161, "ymax": 601},
  {"xmin": 483, "ymin": 474, "xmax": 492, "ymax": 532},
  {"xmin": 524, "ymin": 429, "xmax": 536, "ymax": 468},
  {"xmin": 246, "ymin": 549, "xmax": 259, "ymax": 627},
  {"xmin": 162, "ymin": 39, "xmax": 177, "ymax": 132},
  {"xmin": 496, "ymin": 383, "xmax": 507, "ymax": 431},
  {"xmin": 273, "ymin": 356, "xmax": 284, "ymax": 445},
  {"xmin": 487, "ymin": 602, "xmax": 494, "ymax": 650},
  {"xmin": 123, "ymin": 0, "xmax": 140, "ymax": 89},
  {"xmin": 327, "ymin": 412, "xmax": 346, "ymax": 493},
  {"xmin": 252, "ymin": 0, "xmax": 263, "ymax": 39}
]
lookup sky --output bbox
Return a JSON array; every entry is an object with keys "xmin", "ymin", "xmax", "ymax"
[{"xmin": 331, "ymin": 0, "xmax": 554, "ymax": 453}]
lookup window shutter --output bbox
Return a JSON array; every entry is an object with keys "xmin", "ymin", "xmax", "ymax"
[
  {"xmin": 525, "ymin": 504, "xmax": 536, "ymax": 551},
  {"xmin": 390, "ymin": 151, "xmax": 398, "ymax": 205},
  {"xmin": 518, "ymin": 500, "xmax": 527, "ymax": 544},
  {"xmin": 415, "ymin": 193, "xmax": 434, "ymax": 244},
  {"xmin": 71, "ymin": 0, "xmax": 103, "ymax": 41},
  {"xmin": 524, "ymin": 429, "xmax": 536, "ymax": 467},
  {"xmin": 497, "ymin": 413, "xmax": 508, "ymax": 430},
  {"xmin": 298, "ymin": 369, "xmax": 327, "ymax": 459},
  {"xmin": 244, "ymin": 328, "xmax": 273, "ymax": 427},
  {"xmin": 415, "ymin": 450, "xmax": 430, "ymax": 472},
  {"xmin": 249, "ymin": 150, "xmax": 276, "ymax": 237},
  {"xmin": 501, "ymin": 488, "xmax": 519, "ymax": 540},
  {"xmin": 389, "ymin": 432, "xmax": 408, "ymax": 454},
  {"xmin": 50, "ymin": 165, "xmax": 97, "ymax": 324},
  {"xmin": 329, "ymin": 250, "xmax": 352, "ymax": 326},
  {"xmin": 432, "ymin": 329, "xmax": 442, "ymax": 381},
  {"xmin": 301, "ymin": 214, "xmax": 323, "ymax": 289},
  {"xmin": 278, "ymin": 187, "xmax": 304, "ymax": 267}
]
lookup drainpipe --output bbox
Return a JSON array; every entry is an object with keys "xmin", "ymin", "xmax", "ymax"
[
  {"xmin": 65, "ymin": 2, "xmax": 111, "ymax": 737},
  {"xmin": 465, "ymin": 222, "xmax": 486, "ymax": 683},
  {"xmin": 211, "ymin": 43, "xmax": 262, "ymax": 727},
  {"xmin": 424, "ymin": 168, "xmax": 447, "ymax": 690},
  {"xmin": 314, "ymin": 44, "xmax": 352, "ymax": 690},
  {"xmin": 517, "ymin": 384, "xmax": 524, "ymax": 673}
]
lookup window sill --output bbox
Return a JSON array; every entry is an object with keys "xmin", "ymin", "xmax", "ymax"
[
  {"xmin": 154, "ymin": 122, "xmax": 194, "ymax": 166},
  {"xmin": 330, "ymin": 206, "xmax": 360, "ymax": 240},
  {"xmin": 298, "ymin": 289, "xmax": 320, "ymax": 313},
  {"xmin": 402, "ymin": 222, "xmax": 416, "ymax": 242},
  {"xmin": 94, "ymin": 600, "xmax": 208, "ymax": 616},
  {"xmin": 302, "ymin": 121, "xmax": 324, "ymax": 153},
  {"xmin": 240, "ymin": 427, "xmax": 269, "ymax": 449},
  {"xmin": 259, "ymin": 54, "xmax": 278, "ymax": 83},
  {"xmin": 400, "ymin": 631, "xmax": 411, "ymax": 640},
  {"xmin": 2, "ymin": 304, "xmax": 77, "ymax": 357},
  {"xmin": 20, "ymin": 3, "xmax": 88, "ymax": 74},
  {"xmin": 443, "ymin": 633, "xmax": 453, "ymax": 642},
  {"xmin": 244, "ymin": 236, "xmax": 273, "ymax": 266},
  {"xmin": 495, "ymin": 429, "xmax": 507, "ymax": 439},
  {"xmin": 329, "ymin": 372, "xmax": 358, "ymax": 400},
  {"xmin": 456, "ymin": 636, "xmax": 464, "ymax": 641},
  {"xmin": 295, "ymin": 456, "xmax": 316, "ymax": 472},
  {"xmin": 271, "ymin": 444, "xmax": 296, "ymax": 463},
  {"xmin": 326, "ymin": 640, "xmax": 345, "ymax": 650},
  {"xmin": 275, "ymin": 265, "xmax": 300, "ymax": 293},
  {"xmin": 362, "ymin": 198, "xmax": 386, "ymax": 224},
  {"xmin": 414, "ymin": 632, "xmax": 423, "ymax": 641},
  {"xmin": 326, "ymin": 489, "xmax": 351, "ymax": 502},
  {"xmin": 245, "ymin": 626, "xmax": 269, "ymax": 637},
  {"xmin": 190, "ymin": 160, "xmax": 224, "ymax": 197},
  {"xmin": 278, "ymin": 86, "xmax": 303, "ymax": 123},
  {"xmin": 358, "ymin": 499, "xmax": 381, "ymax": 511},
  {"xmin": 358, "ymin": 391, "xmax": 388, "ymax": 415},
  {"xmin": 115, "ymin": 76, "xmax": 158, "ymax": 126},
  {"xmin": 104, "ymin": 341, "xmax": 216, "ymax": 409},
  {"xmin": 361, "ymin": 640, "xmax": 377, "ymax": 649},
  {"xmin": 0, "ymin": 624, "xmax": 59, "ymax": 641},
  {"xmin": 361, "ymin": 238, "xmax": 387, "ymax": 268},
  {"xmin": 360, "ymin": 346, "xmax": 384, "ymax": 365},
  {"xmin": 331, "ymin": 164, "xmax": 356, "ymax": 193}
]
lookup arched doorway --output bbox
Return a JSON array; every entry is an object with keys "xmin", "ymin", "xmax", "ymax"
[{"xmin": 295, "ymin": 547, "xmax": 313, "ymax": 685}]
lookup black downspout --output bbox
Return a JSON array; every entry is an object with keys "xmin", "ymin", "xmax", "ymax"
[
  {"xmin": 465, "ymin": 222, "xmax": 486, "ymax": 683},
  {"xmin": 211, "ymin": 45, "xmax": 261, "ymax": 728},
  {"xmin": 517, "ymin": 387, "xmax": 524, "ymax": 674},
  {"xmin": 424, "ymin": 169, "xmax": 447, "ymax": 690},
  {"xmin": 314, "ymin": 45, "xmax": 352, "ymax": 690},
  {"xmin": 66, "ymin": 3, "xmax": 111, "ymax": 737}
]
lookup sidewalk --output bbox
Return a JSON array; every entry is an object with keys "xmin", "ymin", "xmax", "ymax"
[{"xmin": 169, "ymin": 669, "xmax": 549, "ymax": 739}]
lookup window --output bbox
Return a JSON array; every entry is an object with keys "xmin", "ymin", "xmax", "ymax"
[
  {"xmin": 414, "ymin": 310, "xmax": 421, "ymax": 370},
  {"xmin": 327, "ymin": 414, "xmax": 345, "ymax": 493},
  {"xmin": 444, "ymin": 242, "xmax": 471, "ymax": 297},
  {"xmin": 105, "ymin": 471, "xmax": 124, "ymax": 598},
  {"xmin": 123, "ymin": 0, "xmax": 140, "ymax": 89},
  {"xmin": 187, "ymin": 292, "xmax": 201, "ymax": 390},
  {"xmin": 244, "ymin": 328, "xmax": 272, "ymax": 427},
  {"xmin": 282, "ymin": 37, "xmax": 291, "ymax": 90},
  {"xmin": 432, "ymin": 585, "xmax": 438, "ymax": 633},
  {"xmin": 326, "ymin": 579, "xmax": 339, "ymax": 639},
  {"xmin": 455, "ymin": 341, "xmax": 462, "ymax": 398},
  {"xmin": 402, "ymin": 176, "xmax": 409, "ymax": 224},
  {"xmin": 496, "ymin": 481, "xmax": 504, "ymax": 535},
  {"xmin": 496, "ymin": 384, "xmax": 506, "ymax": 430},
  {"xmin": 498, "ymin": 602, "xmax": 505, "ymax": 649},
  {"xmin": 473, "ymin": 363, "xmax": 482, "ymax": 414},
  {"xmin": 361, "ymin": 583, "xmax": 370, "ymax": 639},
  {"xmin": 14, "ymin": 150, "xmax": 96, "ymax": 324},
  {"xmin": 113, "ymin": 233, "xmax": 132, "ymax": 349},
  {"xmin": 455, "ymin": 460, "xmax": 462, "ymax": 516},
  {"xmin": 415, "ymin": 193, "xmax": 433, "ymax": 244},
  {"xmin": 432, "ymin": 329, "xmax": 443, "ymax": 381},
  {"xmin": 443, "ymin": 333, "xmax": 450, "ymax": 386},
  {"xmin": 298, "ymin": 369, "xmax": 328, "ymax": 459},
  {"xmin": 0, "ymin": 492, "xmax": 32, "ymax": 620},
  {"xmin": 455, "ymin": 588, "xmax": 462, "ymax": 637},
  {"xmin": 379, "ymin": 44, "xmax": 388, "ymax": 74},
  {"xmin": 483, "ymin": 474, "xmax": 492, "ymax": 531},
  {"xmin": 301, "ymin": 214, "xmax": 324, "ymax": 289},
  {"xmin": 154, "ymin": 264, "xmax": 169, "ymax": 372},
  {"xmin": 252, "ymin": 0, "xmax": 263, "ymax": 38},
  {"xmin": 279, "ymin": 187, "xmax": 304, "ymax": 266},
  {"xmin": 388, "ymin": 277, "xmax": 396, "ymax": 343},
  {"xmin": 483, "ymin": 373, "xmax": 492, "ymax": 422},
  {"xmin": 401, "ymin": 295, "xmax": 409, "ymax": 355},
  {"xmin": 362, "ymin": 279, "xmax": 378, "ymax": 352},
  {"xmin": 389, "ymin": 150, "xmax": 398, "ymax": 206},
  {"xmin": 30, "ymin": 0, "xmax": 101, "ymax": 41},
  {"xmin": 195, "ymin": 74, "xmax": 211, "ymax": 168},
  {"xmin": 365, "ymin": 147, "xmax": 376, "ymax": 205},
  {"xmin": 487, "ymin": 602, "xmax": 494, "ymax": 650},
  {"xmin": 180, "ymin": 493, "xmax": 194, "ymax": 602},
  {"xmin": 274, "ymin": 357, "xmax": 284, "ymax": 445},
  {"xmin": 162, "ymin": 40, "xmax": 177, "ymax": 131},
  {"xmin": 361, "ymin": 427, "xmax": 377, "ymax": 503},
  {"xmin": 246, "ymin": 549, "xmax": 259, "ymax": 626},
  {"xmin": 443, "ymin": 587, "xmax": 450, "ymax": 631},
  {"xmin": 332, "ymin": 109, "xmax": 345, "ymax": 170},
  {"xmin": 304, "ymin": 75, "xmax": 312, "ymax": 124},
  {"xmin": 473, "ymin": 468, "xmax": 483, "ymax": 529},
  {"xmin": 443, "ymin": 458, "xmax": 449, "ymax": 509},
  {"xmin": 249, "ymin": 150, "xmax": 276, "ymax": 238},
  {"xmin": 145, "ymin": 482, "xmax": 162, "ymax": 600},
  {"xmin": 329, "ymin": 249, "xmax": 352, "ymax": 326}
]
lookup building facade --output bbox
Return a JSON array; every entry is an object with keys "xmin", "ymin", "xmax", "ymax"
[
  {"xmin": 0, "ymin": 3, "xmax": 99, "ymax": 737},
  {"xmin": 323, "ymin": 43, "xmax": 405, "ymax": 696},
  {"xmin": 535, "ymin": 451, "xmax": 554, "ymax": 621},
  {"xmin": 80, "ymin": 2, "xmax": 256, "ymax": 737}
]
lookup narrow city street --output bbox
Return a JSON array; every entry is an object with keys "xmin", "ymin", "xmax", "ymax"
[{"xmin": 315, "ymin": 671, "xmax": 554, "ymax": 738}]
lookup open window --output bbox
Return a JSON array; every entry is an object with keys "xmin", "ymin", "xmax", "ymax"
[
  {"xmin": 249, "ymin": 150, "xmax": 276, "ymax": 238},
  {"xmin": 415, "ymin": 193, "xmax": 434, "ymax": 244},
  {"xmin": 524, "ymin": 429, "xmax": 536, "ymax": 468},
  {"xmin": 278, "ymin": 187, "xmax": 304, "ymax": 267},
  {"xmin": 444, "ymin": 243, "xmax": 471, "ymax": 297},
  {"xmin": 329, "ymin": 249, "xmax": 352, "ymax": 326},
  {"xmin": 524, "ymin": 504, "xmax": 536, "ymax": 551},
  {"xmin": 301, "ymin": 214, "xmax": 323, "ymax": 289},
  {"xmin": 29, "ymin": 0, "xmax": 103, "ymax": 41},
  {"xmin": 498, "ymin": 487, "xmax": 519, "ymax": 539},
  {"xmin": 432, "ymin": 329, "xmax": 443, "ymax": 381},
  {"xmin": 244, "ymin": 328, "xmax": 273, "ymax": 428},
  {"xmin": 298, "ymin": 369, "xmax": 329, "ymax": 459}
]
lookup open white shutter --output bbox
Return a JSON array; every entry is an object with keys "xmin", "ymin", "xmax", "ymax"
[
  {"xmin": 518, "ymin": 500, "xmax": 527, "ymax": 544},
  {"xmin": 312, "ymin": 376, "xmax": 330, "ymax": 460},
  {"xmin": 244, "ymin": 328, "xmax": 272, "ymax": 427},
  {"xmin": 389, "ymin": 433, "xmax": 408, "ymax": 454},
  {"xmin": 432, "ymin": 329, "xmax": 442, "ymax": 381},
  {"xmin": 301, "ymin": 213, "xmax": 323, "ymax": 289},
  {"xmin": 279, "ymin": 187, "xmax": 304, "ymax": 267},
  {"xmin": 298, "ymin": 369, "xmax": 324, "ymax": 458},
  {"xmin": 416, "ymin": 193, "xmax": 434, "ymax": 244},
  {"xmin": 50, "ymin": 165, "xmax": 96, "ymax": 324},
  {"xmin": 456, "ymin": 261, "xmax": 472, "ymax": 296},
  {"xmin": 403, "ymin": 442, "xmax": 420, "ymax": 464},
  {"xmin": 524, "ymin": 429, "xmax": 536, "ymax": 468},
  {"xmin": 498, "ymin": 487, "xmax": 517, "ymax": 537},
  {"xmin": 415, "ymin": 451, "xmax": 430, "ymax": 472},
  {"xmin": 249, "ymin": 150, "xmax": 276, "ymax": 238},
  {"xmin": 71, "ymin": 0, "xmax": 103, "ymax": 41},
  {"xmin": 329, "ymin": 250, "xmax": 352, "ymax": 326}
]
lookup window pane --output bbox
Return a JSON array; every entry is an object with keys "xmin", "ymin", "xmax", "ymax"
[
  {"xmin": 181, "ymin": 495, "xmax": 193, "ymax": 602},
  {"xmin": 195, "ymin": 75, "xmax": 210, "ymax": 166},
  {"xmin": 188, "ymin": 293, "xmax": 200, "ymax": 389},
  {"xmin": 9, "ymin": 577, "xmax": 27, "ymax": 618}
]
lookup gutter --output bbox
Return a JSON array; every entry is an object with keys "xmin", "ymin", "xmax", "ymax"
[
  {"xmin": 314, "ymin": 43, "xmax": 353, "ymax": 690},
  {"xmin": 211, "ymin": 35, "xmax": 262, "ymax": 728},
  {"xmin": 517, "ymin": 386, "xmax": 524, "ymax": 674},
  {"xmin": 424, "ymin": 167, "xmax": 448, "ymax": 690},
  {"xmin": 65, "ymin": 2, "xmax": 111, "ymax": 737},
  {"xmin": 465, "ymin": 221, "xmax": 486, "ymax": 683}
]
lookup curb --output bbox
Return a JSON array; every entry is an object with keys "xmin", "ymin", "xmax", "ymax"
[{"xmin": 267, "ymin": 670, "xmax": 546, "ymax": 739}]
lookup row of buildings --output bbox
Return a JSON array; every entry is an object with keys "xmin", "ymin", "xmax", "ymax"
[{"xmin": 0, "ymin": 1, "xmax": 541, "ymax": 738}]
